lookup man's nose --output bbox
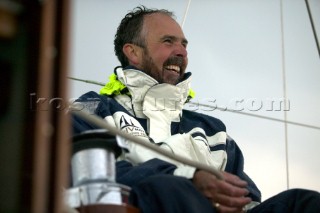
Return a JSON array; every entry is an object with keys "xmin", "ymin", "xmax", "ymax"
[{"xmin": 173, "ymin": 43, "xmax": 188, "ymax": 57}]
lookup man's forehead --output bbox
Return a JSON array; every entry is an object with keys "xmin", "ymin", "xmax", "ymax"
[{"xmin": 143, "ymin": 13, "xmax": 186, "ymax": 39}]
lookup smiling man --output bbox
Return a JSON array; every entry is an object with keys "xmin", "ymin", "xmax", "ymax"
[
  {"xmin": 72, "ymin": 6, "xmax": 320, "ymax": 213},
  {"xmin": 115, "ymin": 9, "xmax": 188, "ymax": 85}
]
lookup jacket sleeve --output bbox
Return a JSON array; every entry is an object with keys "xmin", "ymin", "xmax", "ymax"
[
  {"xmin": 72, "ymin": 112, "xmax": 100, "ymax": 134},
  {"xmin": 71, "ymin": 91, "xmax": 112, "ymax": 135},
  {"xmin": 116, "ymin": 158, "xmax": 177, "ymax": 187},
  {"xmin": 224, "ymin": 136, "xmax": 261, "ymax": 202}
]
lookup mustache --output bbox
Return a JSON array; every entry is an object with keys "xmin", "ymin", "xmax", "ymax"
[{"xmin": 163, "ymin": 56, "xmax": 186, "ymax": 68}]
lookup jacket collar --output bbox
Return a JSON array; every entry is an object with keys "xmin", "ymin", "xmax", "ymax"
[
  {"xmin": 115, "ymin": 67, "xmax": 192, "ymax": 104},
  {"xmin": 114, "ymin": 67, "xmax": 192, "ymax": 120}
]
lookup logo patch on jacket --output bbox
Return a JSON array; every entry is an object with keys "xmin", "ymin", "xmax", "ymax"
[{"xmin": 113, "ymin": 112, "xmax": 147, "ymax": 138}]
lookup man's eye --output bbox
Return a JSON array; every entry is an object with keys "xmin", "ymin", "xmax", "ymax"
[{"xmin": 164, "ymin": 39, "xmax": 173, "ymax": 43}]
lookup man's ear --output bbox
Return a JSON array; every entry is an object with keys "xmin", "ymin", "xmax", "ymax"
[{"xmin": 122, "ymin": 43, "xmax": 142, "ymax": 66}]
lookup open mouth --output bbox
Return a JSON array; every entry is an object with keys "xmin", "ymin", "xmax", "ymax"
[{"xmin": 164, "ymin": 65, "xmax": 180, "ymax": 74}]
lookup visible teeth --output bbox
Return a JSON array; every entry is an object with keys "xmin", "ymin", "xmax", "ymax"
[{"xmin": 165, "ymin": 65, "xmax": 180, "ymax": 73}]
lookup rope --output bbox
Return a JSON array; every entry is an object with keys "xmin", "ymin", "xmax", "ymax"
[
  {"xmin": 280, "ymin": 0, "xmax": 290, "ymax": 190},
  {"xmin": 181, "ymin": 0, "xmax": 192, "ymax": 28},
  {"xmin": 305, "ymin": 0, "xmax": 320, "ymax": 58}
]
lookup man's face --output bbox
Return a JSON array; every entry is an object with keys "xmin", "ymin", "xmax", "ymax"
[{"xmin": 138, "ymin": 13, "xmax": 188, "ymax": 85}]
